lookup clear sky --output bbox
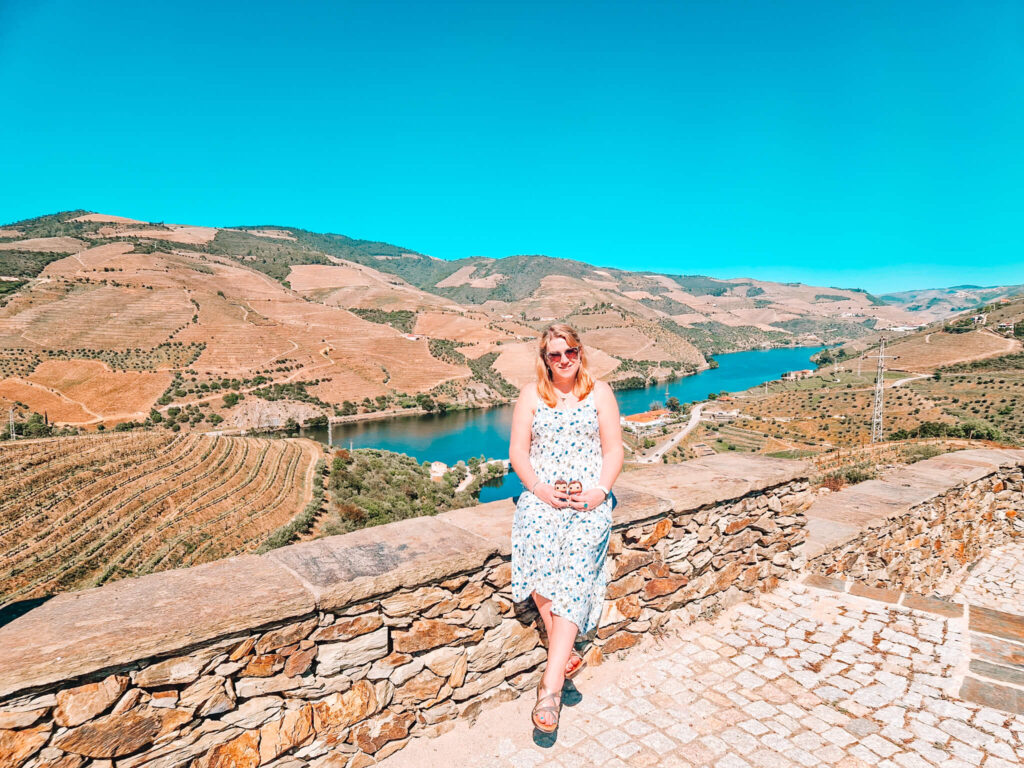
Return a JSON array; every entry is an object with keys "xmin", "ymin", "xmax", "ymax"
[{"xmin": 1, "ymin": 1, "xmax": 1021, "ymax": 294}]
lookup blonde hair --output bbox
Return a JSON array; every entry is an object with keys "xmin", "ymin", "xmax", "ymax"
[{"xmin": 535, "ymin": 323, "xmax": 595, "ymax": 408}]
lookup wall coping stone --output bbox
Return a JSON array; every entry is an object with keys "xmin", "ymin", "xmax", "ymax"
[
  {"xmin": 0, "ymin": 555, "xmax": 315, "ymax": 699},
  {"xmin": 614, "ymin": 454, "xmax": 812, "ymax": 514},
  {"xmin": 0, "ymin": 453, "xmax": 810, "ymax": 700},
  {"xmin": 804, "ymin": 448, "xmax": 1024, "ymax": 561},
  {"xmin": 266, "ymin": 515, "xmax": 502, "ymax": 612}
]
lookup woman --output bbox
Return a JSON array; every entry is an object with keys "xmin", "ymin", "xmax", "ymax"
[{"xmin": 508, "ymin": 324, "xmax": 623, "ymax": 732}]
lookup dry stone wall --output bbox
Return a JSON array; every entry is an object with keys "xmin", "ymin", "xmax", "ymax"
[
  {"xmin": 0, "ymin": 454, "xmax": 812, "ymax": 768},
  {"xmin": 808, "ymin": 464, "xmax": 1023, "ymax": 596}
]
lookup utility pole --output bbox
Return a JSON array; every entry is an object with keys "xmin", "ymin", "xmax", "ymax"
[
  {"xmin": 9, "ymin": 408, "xmax": 15, "ymax": 440},
  {"xmin": 866, "ymin": 338, "xmax": 897, "ymax": 443}
]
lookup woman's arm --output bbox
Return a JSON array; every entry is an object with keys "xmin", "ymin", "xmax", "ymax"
[
  {"xmin": 509, "ymin": 385, "xmax": 568, "ymax": 508},
  {"xmin": 568, "ymin": 380, "xmax": 623, "ymax": 510},
  {"xmin": 508, "ymin": 384, "xmax": 539, "ymax": 491},
  {"xmin": 595, "ymin": 380, "xmax": 624, "ymax": 490}
]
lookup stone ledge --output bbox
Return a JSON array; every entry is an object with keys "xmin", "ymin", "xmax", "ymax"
[
  {"xmin": 0, "ymin": 555, "xmax": 315, "ymax": 699},
  {"xmin": 804, "ymin": 448, "xmax": 1024, "ymax": 560},
  {"xmin": 615, "ymin": 454, "xmax": 811, "ymax": 518},
  {"xmin": 266, "ymin": 515, "xmax": 502, "ymax": 612}
]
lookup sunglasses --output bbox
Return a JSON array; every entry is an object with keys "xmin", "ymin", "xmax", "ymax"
[{"xmin": 545, "ymin": 347, "xmax": 580, "ymax": 363}]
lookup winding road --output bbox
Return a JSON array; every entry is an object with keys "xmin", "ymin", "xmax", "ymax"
[{"xmin": 635, "ymin": 403, "xmax": 705, "ymax": 464}]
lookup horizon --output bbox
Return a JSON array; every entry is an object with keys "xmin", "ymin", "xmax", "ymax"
[
  {"xmin": 2, "ymin": 1, "xmax": 1022, "ymax": 295},
  {"xmin": 5, "ymin": 207, "xmax": 1017, "ymax": 298}
]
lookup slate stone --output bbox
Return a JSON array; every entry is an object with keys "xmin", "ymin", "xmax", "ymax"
[
  {"xmin": 803, "ymin": 574, "xmax": 847, "ymax": 593},
  {"xmin": 969, "ymin": 658, "xmax": 1024, "ymax": 687},
  {"xmin": 0, "ymin": 555, "xmax": 313, "ymax": 699},
  {"xmin": 614, "ymin": 454, "xmax": 810, "ymax": 516},
  {"xmin": 959, "ymin": 675, "xmax": 1024, "ymax": 715},
  {"xmin": 434, "ymin": 498, "xmax": 516, "ymax": 555},
  {"xmin": 902, "ymin": 594, "xmax": 963, "ymax": 618},
  {"xmin": 848, "ymin": 582, "xmax": 900, "ymax": 604},
  {"xmin": 267, "ymin": 516, "xmax": 499, "ymax": 612},
  {"xmin": 970, "ymin": 605, "xmax": 1024, "ymax": 644},
  {"xmin": 970, "ymin": 632, "xmax": 1024, "ymax": 669}
]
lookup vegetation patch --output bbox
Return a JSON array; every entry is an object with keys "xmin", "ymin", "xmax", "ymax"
[
  {"xmin": 890, "ymin": 420, "xmax": 1003, "ymax": 441},
  {"xmin": 942, "ymin": 352, "xmax": 1024, "ymax": 373},
  {"xmin": 637, "ymin": 296, "xmax": 696, "ymax": 315},
  {"xmin": 0, "ymin": 250, "xmax": 74, "ymax": 278},
  {"xmin": 668, "ymin": 274, "xmax": 732, "ymax": 296},
  {"xmin": 320, "ymin": 448, "xmax": 498, "ymax": 534},
  {"xmin": 350, "ymin": 308, "xmax": 416, "ymax": 333}
]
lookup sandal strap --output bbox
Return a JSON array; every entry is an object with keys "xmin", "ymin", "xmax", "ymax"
[
  {"xmin": 535, "ymin": 690, "xmax": 561, "ymax": 706},
  {"xmin": 533, "ymin": 689, "xmax": 561, "ymax": 712}
]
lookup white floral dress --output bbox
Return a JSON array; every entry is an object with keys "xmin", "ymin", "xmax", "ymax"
[{"xmin": 511, "ymin": 395, "xmax": 612, "ymax": 634}]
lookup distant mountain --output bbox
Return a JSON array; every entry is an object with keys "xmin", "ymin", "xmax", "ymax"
[
  {"xmin": 880, "ymin": 284, "xmax": 1024, "ymax": 319},
  {"xmin": 0, "ymin": 210, "xmax": 974, "ymax": 431}
]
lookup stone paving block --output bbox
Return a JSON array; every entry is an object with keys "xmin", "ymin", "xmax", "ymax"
[
  {"xmin": 957, "ymin": 675, "xmax": 1024, "ymax": 715},
  {"xmin": 379, "ymin": 576, "xmax": 1024, "ymax": 768},
  {"xmin": 968, "ymin": 658, "xmax": 1024, "ymax": 687},
  {"xmin": 969, "ymin": 604, "xmax": 1024, "ymax": 644},
  {"xmin": 848, "ymin": 582, "xmax": 901, "ymax": 603},
  {"xmin": 900, "ymin": 594, "xmax": 963, "ymax": 618},
  {"xmin": 803, "ymin": 573, "xmax": 848, "ymax": 592}
]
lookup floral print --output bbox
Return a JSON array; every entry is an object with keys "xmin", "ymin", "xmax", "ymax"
[{"xmin": 511, "ymin": 396, "xmax": 611, "ymax": 635}]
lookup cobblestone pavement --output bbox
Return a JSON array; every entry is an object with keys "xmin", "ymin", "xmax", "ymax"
[
  {"xmin": 955, "ymin": 542, "xmax": 1024, "ymax": 614},
  {"xmin": 381, "ymin": 581, "xmax": 1024, "ymax": 768}
]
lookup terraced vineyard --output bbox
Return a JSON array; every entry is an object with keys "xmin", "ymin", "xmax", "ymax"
[{"xmin": 0, "ymin": 432, "xmax": 322, "ymax": 607}]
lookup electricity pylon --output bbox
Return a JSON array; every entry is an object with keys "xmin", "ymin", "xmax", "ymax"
[{"xmin": 866, "ymin": 338, "xmax": 898, "ymax": 443}]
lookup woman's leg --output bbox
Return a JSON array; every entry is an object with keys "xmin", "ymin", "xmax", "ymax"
[
  {"xmin": 541, "ymin": 613, "xmax": 578, "ymax": 694},
  {"xmin": 533, "ymin": 591, "xmax": 579, "ymax": 673},
  {"xmin": 532, "ymin": 590, "xmax": 554, "ymax": 639},
  {"xmin": 530, "ymin": 592, "xmax": 578, "ymax": 728}
]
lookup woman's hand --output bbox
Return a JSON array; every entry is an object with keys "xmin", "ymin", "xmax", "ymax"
[
  {"xmin": 567, "ymin": 487, "xmax": 607, "ymax": 511},
  {"xmin": 533, "ymin": 483, "xmax": 570, "ymax": 509}
]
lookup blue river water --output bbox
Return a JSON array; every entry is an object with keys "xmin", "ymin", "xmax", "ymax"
[{"xmin": 304, "ymin": 345, "xmax": 824, "ymax": 502}]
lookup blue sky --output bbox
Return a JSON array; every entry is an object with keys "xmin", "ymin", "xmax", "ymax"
[{"xmin": 1, "ymin": 1, "xmax": 1021, "ymax": 294}]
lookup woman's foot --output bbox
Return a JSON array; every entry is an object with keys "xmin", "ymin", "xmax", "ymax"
[
  {"xmin": 532, "ymin": 684, "xmax": 562, "ymax": 732},
  {"xmin": 565, "ymin": 649, "xmax": 585, "ymax": 679}
]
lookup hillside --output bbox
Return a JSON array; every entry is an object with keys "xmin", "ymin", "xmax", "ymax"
[
  {"xmin": 0, "ymin": 432, "xmax": 323, "ymax": 607},
  {"xmin": 0, "ymin": 210, "xmax": 963, "ymax": 432},
  {"xmin": 880, "ymin": 284, "xmax": 1024, "ymax": 322}
]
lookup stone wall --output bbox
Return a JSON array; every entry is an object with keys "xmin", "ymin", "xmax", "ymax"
[
  {"xmin": 806, "ymin": 451, "xmax": 1024, "ymax": 596},
  {"xmin": 0, "ymin": 454, "xmax": 812, "ymax": 768}
]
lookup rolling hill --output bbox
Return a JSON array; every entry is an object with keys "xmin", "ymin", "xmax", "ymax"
[{"xmin": 0, "ymin": 210, "xmax": 968, "ymax": 433}]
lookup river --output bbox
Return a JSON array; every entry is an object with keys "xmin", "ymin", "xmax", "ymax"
[{"xmin": 303, "ymin": 345, "xmax": 825, "ymax": 502}]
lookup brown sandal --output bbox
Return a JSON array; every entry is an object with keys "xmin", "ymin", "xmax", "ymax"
[
  {"xmin": 532, "ymin": 685, "xmax": 562, "ymax": 732},
  {"xmin": 565, "ymin": 649, "xmax": 586, "ymax": 680}
]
